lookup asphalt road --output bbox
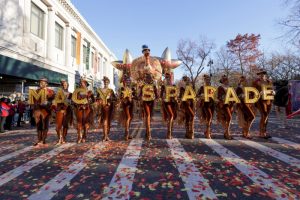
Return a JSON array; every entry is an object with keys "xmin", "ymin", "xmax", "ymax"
[{"xmin": 0, "ymin": 113, "xmax": 299, "ymax": 200}]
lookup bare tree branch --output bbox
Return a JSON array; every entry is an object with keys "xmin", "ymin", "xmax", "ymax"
[{"xmin": 176, "ymin": 37, "xmax": 215, "ymax": 88}]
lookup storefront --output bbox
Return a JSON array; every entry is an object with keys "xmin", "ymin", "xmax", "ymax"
[{"xmin": 0, "ymin": 54, "xmax": 68, "ymax": 96}]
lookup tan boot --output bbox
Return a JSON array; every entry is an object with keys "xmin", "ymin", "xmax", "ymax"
[
  {"xmin": 62, "ymin": 128, "xmax": 68, "ymax": 143},
  {"xmin": 224, "ymin": 130, "xmax": 233, "ymax": 140},
  {"xmin": 167, "ymin": 130, "xmax": 172, "ymax": 139},
  {"xmin": 102, "ymin": 124, "xmax": 110, "ymax": 142},
  {"xmin": 42, "ymin": 130, "xmax": 48, "ymax": 144},
  {"xmin": 166, "ymin": 120, "xmax": 173, "ymax": 139},
  {"xmin": 56, "ymin": 130, "xmax": 63, "ymax": 145},
  {"xmin": 185, "ymin": 122, "xmax": 189, "ymax": 139},
  {"xmin": 190, "ymin": 120, "xmax": 194, "ymax": 139},
  {"xmin": 34, "ymin": 131, "xmax": 43, "ymax": 146},
  {"xmin": 145, "ymin": 124, "xmax": 151, "ymax": 141},
  {"xmin": 125, "ymin": 129, "xmax": 131, "ymax": 141},
  {"xmin": 77, "ymin": 129, "xmax": 83, "ymax": 144},
  {"xmin": 205, "ymin": 128, "xmax": 211, "ymax": 139}
]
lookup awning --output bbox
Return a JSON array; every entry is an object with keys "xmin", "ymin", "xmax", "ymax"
[{"xmin": 0, "ymin": 54, "xmax": 68, "ymax": 85}]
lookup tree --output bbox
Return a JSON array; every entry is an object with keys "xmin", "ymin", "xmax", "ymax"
[
  {"xmin": 227, "ymin": 33, "xmax": 262, "ymax": 76},
  {"xmin": 280, "ymin": 0, "xmax": 300, "ymax": 46},
  {"xmin": 258, "ymin": 51, "xmax": 300, "ymax": 81},
  {"xmin": 176, "ymin": 37, "xmax": 215, "ymax": 88},
  {"xmin": 214, "ymin": 46, "xmax": 237, "ymax": 77}
]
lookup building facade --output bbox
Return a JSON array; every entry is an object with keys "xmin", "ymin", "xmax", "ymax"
[{"xmin": 0, "ymin": 0, "xmax": 118, "ymax": 96}]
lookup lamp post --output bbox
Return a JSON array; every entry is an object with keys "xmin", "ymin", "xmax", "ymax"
[{"xmin": 207, "ymin": 59, "xmax": 213, "ymax": 77}]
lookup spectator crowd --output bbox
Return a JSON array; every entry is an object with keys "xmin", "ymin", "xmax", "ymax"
[{"xmin": 0, "ymin": 97, "xmax": 35, "ymax": 133}]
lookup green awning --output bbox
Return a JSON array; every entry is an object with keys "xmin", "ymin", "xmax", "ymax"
[{"xmin": 0, "ymin": 54, "xmax": 68, "ymax": 84}]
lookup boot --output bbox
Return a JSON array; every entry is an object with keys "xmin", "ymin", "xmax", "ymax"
[
  {"xmin": 56, "ymin": 130, "xmax": 60, "ymax": 144},
  {"xmin": 62, "ymin": 128, "xmax": 68, "ymax": 143},
  {"xmin": 262, "ymin": 124, "xmax": 271, "ymax": 139},
  {"xmin": 224, "ymin": 129, "xmax": 233, "ymax": 140},
  {"xmin": 102, "ymin": 125, "xmax": 110, "ymax": 142},
  {"xmin": 77, "ymin": 129, "xmax": 83, "ymax": 144},
  {"xmin": 259, "ymin": 118, "xmax": 266, "ymax": 138},
  {"xmin": 205, "ymin": 127, "xmax": 212, "ymax": 139},
  {"xmin": 82, "ymin": 124, "xmax": 88, "ymax": 143},
  {"xmin": 124, "ymin": 128, "xmax": 132, "ymax": 141},
  {"xmin": 166, "ymin": 129, "xmax": 172, "ymax": 139},
  {"xmin": 242, "ymin": 126, "xmax": 252, "ymax": 139},
  {"xmin": 145, "ymin": 123, "xmax": 151, "ymax": 141},
  {"xmin": 42, "ymin": 130, "xmax": 48, "ymax": 144},
  {"xmin": 166, "ymin": 120, "xmax": 173, "ymax": 139},
  {"xmin": 185, "ymin": 122, "xmax": 194, "ymax": 139},
  {"xmin": 185, "ymin": 122, "xmax": 189, "ymax": 139},
  {"xmin": 189, "ymin": 120, "xmax": 194, "ymax": 139},
  {"xmin": 82, "ymin": 129, "xmax": 87, "ymax": 143},
  {"xmin": 34, "ymin": 131, "xmax": 43, "ymax": 146},
  {"xmin": 56, "ymin": 130, "xmax": 63, "ymax": 145}
]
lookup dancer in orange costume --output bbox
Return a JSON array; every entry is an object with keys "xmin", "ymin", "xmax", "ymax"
[
  {"xmin": 161, "ymin": 72, "xmax": 178, "ymax": 139},
  {"xmin": 140, "ymin": 73, "xmax": 158, "ymax": 141},
  {"xmin": 119, "ymin": 74, "xmax": 136, "ymax": 141},
  {"xmin": 197, "ymin": 74, "xmax": 215, "ymax": 139},
  {"xmin": 236, "ymin": 76, "xmax": 255, "ymax": 139},
  {"xmin": 97, "ymin": 76, "xmax": 116, "ymax": 141},
  {"xmin": 54, "ymin": 79, "xmax": 73, "ymax": 144},
  {"xmin": 252, "ymin": 70, "xmax": 273, "ymax": 139},
  {"xmin": 31, "ymin": 77, "xmax": 55, "ymax": 146},
  {"xmin": 73, "ymin": 77, "xmax": 94, "ymax": 143},
  {"xmin": 217, "ymin": 75, "xmax": 234, "ymax": 140}
]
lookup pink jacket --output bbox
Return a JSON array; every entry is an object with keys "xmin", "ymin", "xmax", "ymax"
[{"xmin": 0, "ymin": 102, "xmax": 9, "ymax": 117}]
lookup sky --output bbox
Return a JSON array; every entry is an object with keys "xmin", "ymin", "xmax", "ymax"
[{"xmin": 71, "ymin": 0, "xmax": 291, "ymax": 80}]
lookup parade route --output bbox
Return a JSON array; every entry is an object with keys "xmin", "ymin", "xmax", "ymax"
[{"xmin": 0, "ymin": 114, "xmax": 299, "ymax": 200}]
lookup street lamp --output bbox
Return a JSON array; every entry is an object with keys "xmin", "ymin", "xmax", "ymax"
[{"xmin": 207, "ymin": 59, "xmax": 213, "ymax": 77}]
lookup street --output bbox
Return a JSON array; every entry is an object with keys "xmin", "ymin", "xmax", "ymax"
[{"xmin": 0, "ymin": 113, "xmax": 299, "ymax": 200}]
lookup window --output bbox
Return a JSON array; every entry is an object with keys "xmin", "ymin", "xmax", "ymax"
[
  {"xmin": 98, "ymin": 56, "xmax": 101, "ymax": 73},
  {"xmin": 91, "ymin": 52, "xmax": 94, "ymax": 71},
  {"xmin": 71, "ymin": 36, "xmax": 76, "ymax": 57},
  {"xmin": 55, "ymin": 22, "xmax": 63, "ymax": 50},
  {"xmin": 30, "ymin": 3, "xmax": 44, "ymax": 38},
  {"xmin": 83, "ymin": 45, "xmax": 88, "ymax": 69}
]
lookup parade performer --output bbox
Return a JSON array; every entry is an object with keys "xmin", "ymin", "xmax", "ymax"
[
  {"xmin": 161, "ymin": 72, "xmax": 178, "ymax": 139},
  {"xmin": 217, "ymin": 75, "xmax": 234, "ymax": 140},
  {"xmin": 53, "ymin": 79, "xmax": 73, "ymax": 144},
  {"xmin": 179, "ymin": 76, "xmax": 196, "ymax": 139},
  {"xmin": 97, "ymin": 76, "xmax": 116, "ymax": 142},
  {"xmin": 131, "ymin": 45, "xmax": 162, "ymax": 81},
  {"xmin": 72, "ymin": 77, "xmax": 94, "ymax": 143},
  {"xmin": 118, "ymin": 74, "xmax": 136, "ymax": 140},
  {"xmin": 140, "ymin": 73, "xmax": 158, "ymax": 141},
  {"xmin": 197, "ymin": 74, "xmax": 215, "ymax": 139},
  {"xmin": 28, "ymin": 77, "xmax": 55, "ymax": 145},
  {"xmin": 253, "ymin": 70, "xmax": 273, "ymax": 139},
  {"xmin": 236, "ymin": 76, "xmax": 255, "ymax": 139}
]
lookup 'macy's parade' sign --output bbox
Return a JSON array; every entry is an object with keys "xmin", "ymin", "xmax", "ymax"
[{"xmin": 152, "ymin": 84, "xmax": 274, "ymax": 104}]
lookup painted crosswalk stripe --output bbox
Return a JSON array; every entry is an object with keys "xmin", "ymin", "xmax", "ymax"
[
  {"xmin": 0, "ymin": 146, "xmax": 33, "ymax": 163},
  {"xmin": 237, "ymin": 138, "xmax": 300, "ymax": 169},
  {"xmin": 271, "ymin": 137, "xmax": 300, "ymax": 150},
  {"xmin": 28, "ymin": 122, "xmax": 139, "ymax": 200},
  {"xmin": 102, "ymin": 138, "xmax": 143, "ymax": 199},
  {"xmin": 27, "ymin": 142, "xmax": 107, "ymax": 200},
  {"xmin": 0, "ymin": 143, "xmax": 74, "ymax": 187},
  {"xmin": 200, "ymin": 139, "xmax": 297, "ymax": 199},
  {"xmin": 134, "ymin": 124, "xmax": 143, "ymax": 139},
  {"xmin": 167, "ymin": 139, "xmax": 217, "ymax": 200}
]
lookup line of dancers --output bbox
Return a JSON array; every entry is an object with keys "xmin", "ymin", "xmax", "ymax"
[{"xmin": 28, "ymin": 68, "xmax": 274, "ymax": 146}]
